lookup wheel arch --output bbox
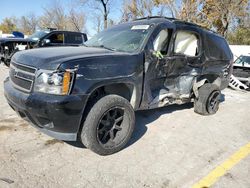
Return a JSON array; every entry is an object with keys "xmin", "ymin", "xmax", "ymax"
[
  {"xmin": 87, "ymin": 82, "xmax": 136, "ymax": 105},
  {"xmin": 193, "ymin": 74, "xmax": 222, "ymax": 98},
  {"xmin": 77, "ymin": 82, "xmax": 137, "ymax": 139}
]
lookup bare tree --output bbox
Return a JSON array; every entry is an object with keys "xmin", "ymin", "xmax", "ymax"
[
  {"xmin": 99, "ymin": 0, "xmax": 109, "ymax": 29},
  {"xmin": 121, "ymin": 1, "xmax": 130, "ymax": 22},
  {"xmin": 95, "ymin": 15, "xmax": 102, "ymax": 33},
  {"xmin": 154, "ymin": 0, "xmax": 181, "ymax": 18},
  {"xmin": 121, "ymin": 0, "xmax": 154, "ymax": 21},
  {"xmin": 68, "ymin": 8, "xmax": 86, "ymax": 32},
  {"xmin": 18, "ymin": 13, "xmax": 37, "ymax": 35},
  {"xmin": 80, "ymin": 0, "xmax": 113, "ymax": 30},
  {"xmin": 39, "ymin": 0, "xmax": 67, "ymax": 30},
  {"xmin": 38, "ymin": 0, "xmax": 86, "ymax": 32}
]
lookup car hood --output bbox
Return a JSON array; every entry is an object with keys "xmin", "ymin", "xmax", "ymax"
[{"xmin": 12, "ymin": 46, "xmax": 127, "ymax": 70}]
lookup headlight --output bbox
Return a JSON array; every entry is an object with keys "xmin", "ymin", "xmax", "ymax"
[{"xmin": 34, "ymin": 70, "xmax": 73, "ymax": 95}]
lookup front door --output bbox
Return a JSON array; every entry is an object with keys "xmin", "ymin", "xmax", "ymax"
[{"xmin": 44, "ymin": 32, "xmax": 65, "ymax": 47}]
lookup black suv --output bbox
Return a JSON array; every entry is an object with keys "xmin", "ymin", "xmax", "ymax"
[
  {"xmin": 4, "ymin": 17, "xmax": 233, "ymax": 155},
  {"xmin": 0, "ymin": 29, "xmax": 87, "ymax": 66}
]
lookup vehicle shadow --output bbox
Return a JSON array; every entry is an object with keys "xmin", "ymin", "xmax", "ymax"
[
  {"xmin": 221, "ymin": 93, "xmax": 225, "ymax": 103},
  {"xmin": 64, "ymin": 103, "xmax": 194, "ymax": 149},
  {"xmin": 64, "ymin": 94, "xmax": 225, "ymax": 150},
  {"xmin": 126, "ymin": 102, "xmax": 194, "ymax": 148},
  {"xmin": 64, "ymin": 140, "xmax": 86, "ymax": 148},
  {"xmin": 127, "ymin": 93, "xmax": 226, "ymax": 148}
]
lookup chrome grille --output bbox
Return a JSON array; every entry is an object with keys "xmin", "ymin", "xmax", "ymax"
[{"xmin": 9, "ymin": 61, "xmax": 37, "ymax": 92}]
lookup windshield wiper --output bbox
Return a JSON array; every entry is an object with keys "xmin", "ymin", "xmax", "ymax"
[{"xmin": 91, "ymin": 45, "xmax": 117, "ymax": 51}]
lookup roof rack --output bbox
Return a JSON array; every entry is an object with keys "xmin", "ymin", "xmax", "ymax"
[
  {"xmin": 134, "ymin": 16, "xmax": 201, "ymax": 28},
  {"xmin": 172, "ymin": 20, "xmax": 200, "ymax": 27},
  {"xmin": 134, "ymin": 16, "xmax": 178, "ymax": 21},
  {"xmin": 134, "ymin": 16, "xmax": 218, "ymax": 34}
]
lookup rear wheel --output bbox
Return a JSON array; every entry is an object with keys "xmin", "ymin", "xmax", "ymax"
[
  {"xmin": 81, "ymin": 95, "xmax": 135, "ymax": 155},
  {"xmin": 194, "ymin": 83, "xmax": 221, "ymax": 115}
]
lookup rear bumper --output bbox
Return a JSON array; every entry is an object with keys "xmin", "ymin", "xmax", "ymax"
[{"xmin": 4, "ymin": 77, "xmax": 88, "ymax": 141}]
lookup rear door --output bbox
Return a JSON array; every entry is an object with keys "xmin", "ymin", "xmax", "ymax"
[{"xmin": 163, "ymin": 28, "xmax": 203, "ymax": 96}]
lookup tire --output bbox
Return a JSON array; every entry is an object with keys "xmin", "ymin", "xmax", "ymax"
[
  {"xmin": 194, "ymin": 83, "xmax": 221, "ymax": 115},
  {"xmin": 81, "ymin": 94, "xmax": 135, "ymax": 155}
]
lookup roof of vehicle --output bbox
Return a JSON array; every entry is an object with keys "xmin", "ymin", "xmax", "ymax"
[
  {"xmin": 49, "ymin": 30, "xmax": 87, "ymax": 35},
  {"xmin": 133, "ymin": 16, "xmax": 221, "ymax": 36},
  {"xmin": 237, "ymin": 54, "xmax": 250, "ymax": 60}
]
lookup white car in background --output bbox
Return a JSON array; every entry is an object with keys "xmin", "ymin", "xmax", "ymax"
[{"xmin": 233, "ymin": 55, "xmax": 250, "ymax": 86}]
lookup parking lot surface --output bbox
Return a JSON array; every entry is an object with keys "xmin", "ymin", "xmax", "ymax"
[{"xmin": 0, "ymin": 64, "xmax": 249, "ymax": 188}]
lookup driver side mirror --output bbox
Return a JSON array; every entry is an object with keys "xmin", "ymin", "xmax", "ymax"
[{"xmin": 41, "ymin": 39, "xmax": 51, "ymax": 46}]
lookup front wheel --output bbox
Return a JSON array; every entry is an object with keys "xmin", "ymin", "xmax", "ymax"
[{"xmin": 81, "ymin": 95, "xmax": 135, "ymax": 155}]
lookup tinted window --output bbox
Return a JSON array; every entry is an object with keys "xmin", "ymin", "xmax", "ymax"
[
  {"xmin": 205, "ymin": 33, "xmax": 232, "ymax": 60},
  {"xmin": 65, "ymin": 33, "xmax": 83, "ymax": 44},
  {"xmin": 47, "ymin": 33, "xmax": 64, "ymax": 44}
]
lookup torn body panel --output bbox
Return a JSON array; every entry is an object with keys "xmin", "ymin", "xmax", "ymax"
[
  {"xmin": 140, "ymin": 23, "xmax": 203, "ymax": 109},
  {"xmin": 139, "ymin": 22, "xmax": 232, "ymax": 110},
  {"xmin": 141, "ymin": 52, "xmax": 199, "ymax": 109}
]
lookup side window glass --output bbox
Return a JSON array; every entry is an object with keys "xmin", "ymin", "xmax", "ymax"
[
  {"xmin": 65, "ymin": 33, "xmax": 83, "ymax": 44},
  {"xmin": 205, "ymin": 33, "xmax": 231, "ymax": 60},
  {"xmin": 48, "ymin": 33, "xmax": 64, "ymax": 44},
  {"xmin": 153, "ymin": 29, "xmax": 169, "ymax": 54},
  {"xmin": 174, "ymin": 31, "xmax": 199, "ymax": 57}
]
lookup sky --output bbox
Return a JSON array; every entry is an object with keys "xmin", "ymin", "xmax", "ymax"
[
  {"xmin": 0, "ymin": 0, "xmax": 58, "ymax": 20},
  {"xmin": 0, "ymin": 0, "xmax": 171, "ymax": 37},
  {"xmin": 0, "ymin": 0, "xmax": 125, "ymax": 36}
]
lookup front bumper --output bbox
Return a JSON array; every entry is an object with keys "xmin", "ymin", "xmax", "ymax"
[{"xmin": 4, "ymin": 77, "xmax": 88, "ymax": 141}]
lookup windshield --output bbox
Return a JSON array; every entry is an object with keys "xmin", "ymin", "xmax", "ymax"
[
  {"xmin": 85, "ymin": 24, "xmax": 151, "ymax": 53},
  {"xmin": 28, "ymin": 30, "xmax": 50, "ymax": 41},
  {"xmin": 235, "ymin": 55, "xmax": 250, "ymax": 67}
]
